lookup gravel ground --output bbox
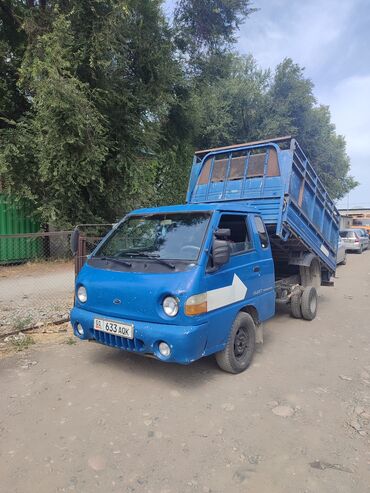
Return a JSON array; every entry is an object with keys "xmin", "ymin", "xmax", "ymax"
[
  {"xmin": 0, "ymin": 252, "xmax": 369, "ymax": 492},
  {"xmin": 0, "ymin": 260, "xmax": 74, "ymax": 336}
]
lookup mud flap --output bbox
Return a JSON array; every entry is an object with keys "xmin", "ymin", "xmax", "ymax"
[{"xmin": 255, "ymin": 322, "xmax": 264, "ymax": 345}]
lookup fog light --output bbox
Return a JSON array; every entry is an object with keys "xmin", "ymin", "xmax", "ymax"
[
  {"xmin": 76, "ymin": 323, "xmax": 84, "ymax": 336},
  {"xmin": 158, "ymin": 341, "xmax": 171, "ymax": 357}
]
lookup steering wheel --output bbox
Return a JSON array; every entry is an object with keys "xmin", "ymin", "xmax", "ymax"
[{"xmin": 180, "ymin": 245, "xmax": 200, "ymax": 256}]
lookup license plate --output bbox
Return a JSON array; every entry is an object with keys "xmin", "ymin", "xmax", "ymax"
[{"xmin": 94, "ymin": 318, "xmax": 134, "ymax": 339}]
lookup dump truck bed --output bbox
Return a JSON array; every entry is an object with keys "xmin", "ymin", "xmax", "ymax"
[{"xmin": 187, "ymin": 137, "xmax": 340, "ymax": 273}]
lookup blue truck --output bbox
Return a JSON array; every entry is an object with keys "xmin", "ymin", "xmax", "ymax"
[{"xmin": 70, "ymin": 136, "xmax": 340, "ymax": 373}]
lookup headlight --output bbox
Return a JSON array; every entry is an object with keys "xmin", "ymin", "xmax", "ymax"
[
  {"xmin": 163, "ymin": 296, "xmax": 179, "ymax": 317},
  {"xmin": 77, "ymin": 285, "xmax": 87, "ymax": 303}
]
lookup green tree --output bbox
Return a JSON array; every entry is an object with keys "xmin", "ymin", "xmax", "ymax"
[
  {"xmin": 174, "ymin": 0, "xmax": 255, "ymax": 57},
  {"xmin": 0, "ymin": 1, "xmax": 183, "ymax": 224},
  {"xmin": 0, "ymin": 1, "xmax": 358, "ymax": 228},
  {"xmin": 189, "ymin": 56, "xmax": 357, "ymax": 199},
  {"xmin": 1, "ymin": 13, "xmax": 108, "ymax": 225},
  {"xmin": 190, "ymin": 55, "xmax": 269, "ymax": 149},
  {"xmin": 0, "ymin": 1, "xmax": 28, "ymax": 129}
]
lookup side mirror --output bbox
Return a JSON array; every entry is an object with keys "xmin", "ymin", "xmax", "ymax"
[
  {"xmin": 70, "ymin": 227, "xmax": 80, "ymax": 256},
  {"xmin": 212, "ymin": 228, "xmax": 231, "ymax": 268}
]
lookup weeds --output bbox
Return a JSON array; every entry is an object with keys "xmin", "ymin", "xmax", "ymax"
[
  {"xmin": 65, "ymin": 337, "xmax": 77, "ymax": 345},
  {"xmin": 10, "ymin": 335, "xmax": 35, "ymax": 352},
  {"xmin": 13, "ymin": 316, "xmax": 33, "ymax": 332}
]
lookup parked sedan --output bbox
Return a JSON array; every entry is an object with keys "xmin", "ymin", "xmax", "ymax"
[
  {"xmin": 352, "ymin": 225, "xmax": 370, "ymax": 238},
  {"xmin": 336, "ymin": 237, "xmax": 347, "ymax": 265},
  {"xmin": 356, "ymin": 229, "xmax": 369, "ymax": 250},
  {"xmin": 339, "ymin": 229, "xmax": 368, "ymax": 253}
]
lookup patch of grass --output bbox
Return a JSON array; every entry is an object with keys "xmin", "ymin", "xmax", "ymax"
[
  {"xmin": 11, "ymin": 335, "xmax": 35, "ymax": 352},
  {"xmin": 65, "ymin": 337, "xmax": 77, "ymax": 345},
  {"xmin": 13, "ymin": 316, "xmax": 33, "ymax": 332}
]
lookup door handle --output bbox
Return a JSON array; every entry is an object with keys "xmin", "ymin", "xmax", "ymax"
[{"xmin": 253, "ymin": 266, "xmax": 260, "ymax": 273}]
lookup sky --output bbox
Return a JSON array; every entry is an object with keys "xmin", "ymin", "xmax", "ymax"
[{"xmin": 164, "ymin": 0, "xmax": 370, "ymax": 209}]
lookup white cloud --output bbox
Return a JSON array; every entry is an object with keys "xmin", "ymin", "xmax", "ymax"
[
  {"xmin": 239, "ymin": 0, "xmax": 354, "ymax": 77},
  {"xmin": 321, "ymin": 76, "xmax": 370, "ymax": 208},
  {"xmin": 319, "ymin": 76, "xmax": 370, "ymax": 155}
]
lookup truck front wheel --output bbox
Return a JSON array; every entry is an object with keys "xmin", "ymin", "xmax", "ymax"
[{"xmin": 215, "ymin": 313, "xmax": 256, "ymax": 374}]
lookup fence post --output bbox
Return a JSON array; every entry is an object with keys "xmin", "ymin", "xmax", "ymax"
[{"xmin": 75, "ymin": 235, "xmax": 86, "ymax": 277}]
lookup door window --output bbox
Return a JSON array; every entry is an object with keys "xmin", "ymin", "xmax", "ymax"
[
  {"xmin": 254, "ymin": 216, "xmax": 269, "ymax": 249},
  {"xmin": 217, "ymin": 214, "xmax": 252, "ymax": 254}
]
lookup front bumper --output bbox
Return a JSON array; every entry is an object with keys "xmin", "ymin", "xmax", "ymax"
[{"xmin": 70, "ymin": 307, "xmax": 209, "ymax": 365}]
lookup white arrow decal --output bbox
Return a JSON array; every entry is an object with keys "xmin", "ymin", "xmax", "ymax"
[{"xmin": 207, "ymin": 274, "xmax": 248, "ymax": 312}]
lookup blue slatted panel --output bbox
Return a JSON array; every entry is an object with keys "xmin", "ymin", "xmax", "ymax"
[{"xmin": 188, "ymin": 139, "xmax": 339, "ymax": 274}]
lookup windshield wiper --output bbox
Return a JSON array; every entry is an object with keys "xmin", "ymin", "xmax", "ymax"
[
  {"xmin": 123, "ymin": 251, "xmax": 176, "ymax": 270},
  {"xmin": 94, "ymin": 256, "xmax": 132, "ymax": 268}
]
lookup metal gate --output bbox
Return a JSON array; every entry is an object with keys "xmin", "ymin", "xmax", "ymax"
[{"xmin": 74, "ymin": 224, "xmax": 113, "ymax": 276}]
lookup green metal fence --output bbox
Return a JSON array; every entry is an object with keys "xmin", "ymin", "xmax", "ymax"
[{"xmin": 0, "ymin": 194, "xmax": 42, "ymax": 263}]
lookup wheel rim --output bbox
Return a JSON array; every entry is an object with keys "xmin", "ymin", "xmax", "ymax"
[{"xmin": 234, "ymin": 327, "xmax": 249, "ymax": 359}]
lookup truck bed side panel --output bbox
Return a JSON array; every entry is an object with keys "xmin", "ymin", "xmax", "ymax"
[{"xmin": 284, "ymin": 144, "xmax": 339, "ymax": 271}]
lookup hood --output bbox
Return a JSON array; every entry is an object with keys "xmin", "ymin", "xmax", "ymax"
[{"xmin": 75, "ymin": 263, "xmax": 202, "ymax": 325}]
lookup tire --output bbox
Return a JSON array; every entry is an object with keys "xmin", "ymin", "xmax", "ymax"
[
  {"xmin": 215, "ymin": 313, "xmax": 256, "ymax": 374},
  {"xmin": 341, "ymin": 255, "xmax": 347, "ymax": 266},
  {"xmin": 290, "ymin": 292, "xmax": 302, "ymax": 319},
  {"xmin": 301, "ymin": 286, "xmax": 318, "ymax": 321},
  {"xmin": 357, "ymin": 247, "xmax": 363, "ymax": 254}
]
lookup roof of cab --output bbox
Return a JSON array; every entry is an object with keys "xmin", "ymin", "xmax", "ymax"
[{"xmin": 129, "ymin": 202, "xmax": 258, "ymax": 215}]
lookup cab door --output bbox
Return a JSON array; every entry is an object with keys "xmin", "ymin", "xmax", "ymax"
[
  {"xmin": 204, "ymin": 213, "xmax": 264, "ymax": 349},
  {"xmin": 249, "ymin": 214, "xmax": 275, "ymax": 319}
]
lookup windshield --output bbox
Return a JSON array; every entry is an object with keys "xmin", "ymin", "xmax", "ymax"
[{"xmin": 95, "ymin": 212, "xmax": 211, "ymax": 261}]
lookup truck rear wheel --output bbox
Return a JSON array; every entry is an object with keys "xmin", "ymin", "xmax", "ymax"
[
  {"xmin": 301, "ymin": 286, "xmax": 318, "ymax": 321},
  {"xmin": 215, "ymin": 312, "xmax": 256, "ymax": 374},
  {"xmin": 290, "ymin": 292, "xmax": 302, "ymax": 319}
]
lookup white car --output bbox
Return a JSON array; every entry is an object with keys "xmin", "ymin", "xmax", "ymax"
[
  {"xmin": 336, "ymin": 237, "xmax": 347, "ymax": 265},
  {"xmin": 340, "ymin": 229, "xmax": 368, "ymax": 253}
]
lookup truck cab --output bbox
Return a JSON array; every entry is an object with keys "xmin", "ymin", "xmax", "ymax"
[{"xmin": 71, "ymin": 203, "xmax": 275, "ymax": 373}]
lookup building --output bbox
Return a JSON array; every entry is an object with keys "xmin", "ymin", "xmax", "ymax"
[{"xmin": 338, "ymin": 208, "xmax": 370, "ymax": 230}]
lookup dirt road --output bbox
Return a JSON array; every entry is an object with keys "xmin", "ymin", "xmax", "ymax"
[
  {"xmin": 0, "ymin": 260, "xmax": 74, "ymax": 303},
  {"xmin": 0, "ymin": 261, "xmax": 74, "ymax": 335},
  {"xmin": 1, "ymin": 252, "xmax": 370, "ymax": 492}
]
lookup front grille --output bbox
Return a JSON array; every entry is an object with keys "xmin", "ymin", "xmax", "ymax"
[{"xmin": 92, "ymin": 329, "xmax": 144, "ymax": 352}]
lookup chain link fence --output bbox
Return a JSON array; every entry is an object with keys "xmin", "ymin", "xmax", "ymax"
[
  {"xmin": 73, "ymin": 224, "xmax": 113, "ymax": 275},
  {"xmin": 0, "ymin": 225, "xmax": 112, "ymax": 337}
]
